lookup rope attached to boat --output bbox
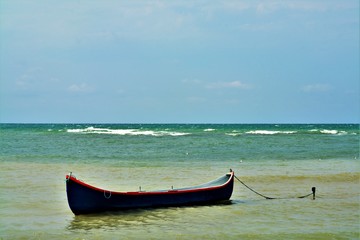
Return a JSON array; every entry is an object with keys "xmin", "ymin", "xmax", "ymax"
[{"xmin": 234, "ymin": 175, "xmax": 316, "ymax": 200}]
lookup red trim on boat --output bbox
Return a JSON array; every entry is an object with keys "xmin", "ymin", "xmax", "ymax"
[{"xmin": 66, "ymin": 172, "xmax": 234, "ymax": 196}]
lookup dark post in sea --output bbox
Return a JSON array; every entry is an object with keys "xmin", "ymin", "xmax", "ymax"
[{"xmin": 312, "ymin": 187, "xmax": 316, "ymax": 200}]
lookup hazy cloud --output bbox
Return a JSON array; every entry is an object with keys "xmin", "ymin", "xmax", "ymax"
[
  {"xmin": 14, "ymin": 67, "xmax": 60, "ymax": 91},
  {"xmin": 206, "ymin": 81, "xmax": 252, "ymax": 90},
  {"xmin": 68, "ymin": 83, "xmax": 94, "ymax": 93},
  {"xmin": 302, "ymin": 84, "xmax": 332, "ymax": 92},
  {"xmin": 255, "ymin": 1, "xmax": 349, "ymax": 14}
]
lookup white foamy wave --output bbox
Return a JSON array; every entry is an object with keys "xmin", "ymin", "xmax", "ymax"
[
  {"xmin": 204, "ymin": 128, "xmax": 215, "ymax": 132},
  {"xmin": 310, "ymin": 129, "xmax": 349, "ymax": 135},
  {"xmin": 226, "ymin": 130, "xmax": 242, "ymax": 136},
  {"xmin": 245, "ymin": 130, "xmax": 297, "ymax": 135},
  {"xmin": 66, "ymin": 127, "xmax": 190, "ymax": 136},
  {"xmin": 226, "ymin": 133, "xmax": 242, "ymax": 136},
  {"xmin": 320, "ymin": 129, "xmax": 338, "ymax": 134},
  {"xmin": 320, "ymin": 129, "xmax": 348, "ymax": 135}
]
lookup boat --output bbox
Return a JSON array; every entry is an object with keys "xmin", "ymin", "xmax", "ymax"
[{"xmin": 65, "ymin": 170, "xmax": 234, "ymax": 215}]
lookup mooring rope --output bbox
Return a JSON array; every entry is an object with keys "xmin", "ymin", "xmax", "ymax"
[{"xmin": 234, "ymin": 175, "xmax": 315, "ymax": 200}]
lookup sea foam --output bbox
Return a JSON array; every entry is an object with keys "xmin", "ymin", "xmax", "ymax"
[
  {"xmin": 66, "ymin": 127, "xmax": 190, "ymax": 136},
  {"xmin": 204, "ymin": 128, "xmax": 215, "ymax": 132},
  {"xmin": 310, "ymin": 129, "xmax": 349, "ymax": 135},
  {"xmin": 245, "ymin": 130, "xmax": 297, "ymax": 135}
]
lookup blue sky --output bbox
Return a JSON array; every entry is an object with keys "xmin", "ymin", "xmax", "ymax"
[{"xmin": 0, "ymin": 0, "xmax": 359, "ymax": 123}]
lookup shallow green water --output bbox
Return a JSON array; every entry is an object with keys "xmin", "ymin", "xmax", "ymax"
[{"xmin": 0, "ymin": 124, "xmax": 359, "ymax": 239}]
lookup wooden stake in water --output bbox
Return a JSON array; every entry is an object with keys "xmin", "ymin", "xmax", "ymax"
[{"xmin": 312, "ymin": 187, "xmax": 316, "ymax": 200}]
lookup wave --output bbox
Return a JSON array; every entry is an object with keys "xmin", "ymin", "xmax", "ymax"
[
  {"xmin": 245, "ymin": 130, "xmax": 297, "ymax": 135},
  {"xmin": 66, "ymin": 127, "xmax": 190, "ymax": 137},
  {"xmin": 231, "ymin": 129, "xmax": 356, "ymax": 136},
  {"xmin": 309, "ymin": 129, "xmax": 351, "ymax": 135},
  {"xmin": 64, "ymin": 126, "xmax": 357, "ymax": 137},
  {"xmin": 225, "ymin": 130, "xmax": 242, "ymax": 136},
  {"xmin": 226, "ymin": 133, "xmax": 241, "ymax": 136},
  {"xmin": 204, "ymin": 128, "xmax": 215, "ymax": 132}
]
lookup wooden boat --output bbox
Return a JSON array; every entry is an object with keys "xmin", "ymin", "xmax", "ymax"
[{"xmin": 65, "ymin": 171, "xmax": 234, "ymax": 215}]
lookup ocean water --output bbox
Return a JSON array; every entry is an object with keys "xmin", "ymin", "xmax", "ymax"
[{"xmin": 0, "ymin": 124, "xmax": 359, "ymax": 239}]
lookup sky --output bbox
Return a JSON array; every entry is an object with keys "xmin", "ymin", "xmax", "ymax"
[{"xmin": 0, "ymin": 0, "xmax": 359, "ymax": 123}]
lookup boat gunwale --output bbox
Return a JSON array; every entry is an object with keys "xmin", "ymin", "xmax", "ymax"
[{"xmin": 66, "ymin": 171, "xmax": 234, "ymax": 196}]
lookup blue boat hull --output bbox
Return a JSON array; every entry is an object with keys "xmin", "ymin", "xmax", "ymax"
[{"xmin": 66, "ymin": 172, "xmax": 234, "ymax": 215}]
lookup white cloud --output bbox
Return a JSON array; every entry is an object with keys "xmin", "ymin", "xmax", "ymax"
[
  {"xmin": 68, "ymin": 83, "xmax": 94, "ymax": 93},
  {"xmin": 302, "ymin": 84, "xmax": 331, "ymax": 92},
  {"xmin": 15, "ymin": 67, "xmax": 60, "ymax": 91},
  {"xmin": 206, "ymin": 81, "xmax": 252, "ymax": 90},
  {"xmin": 182, "ymin": 79, "xmax": 252, "ymax": 90},
  {"xmin": 255, "ymin": 1, "xmax": 332, "ymax": 14},
  {"xmin": 15, "ymin": 74, "xmax": 32, "ymax": 88}
]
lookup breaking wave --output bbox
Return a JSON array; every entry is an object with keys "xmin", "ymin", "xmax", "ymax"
[
  {"xmin": 230, "ymin": 129, "xmax": 356, "ymax": 136},
  {"xmin": 245, "ymin": 130, "xmax": 297, "ymax": 135},
  {"xmin": 309, "ymin": 129, "xmax": 349, "ymax": 135},
  {"xmin": 204, "ymin": 128, "xmax": 215, "ymax": 132},
  {"xmin": 225, "ymin": 130, "xmax": 242, "ymax": 136},
  {"xmin": 66, "ymin": 127, "xmax": 190, "ymax": 137},
  {"xmin": 64, "ymin": 125, "xmax": 357, "ymax": 137}
]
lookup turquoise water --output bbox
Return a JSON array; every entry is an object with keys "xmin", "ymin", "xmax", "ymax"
[{"xmin": 0, "ymin": 124, "xmax": 359, "ymax": 239}]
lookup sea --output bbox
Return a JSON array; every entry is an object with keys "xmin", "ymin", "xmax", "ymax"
[{"xmin": 0, "ymin": 123, "xmax": 359, "ymax": 239}]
